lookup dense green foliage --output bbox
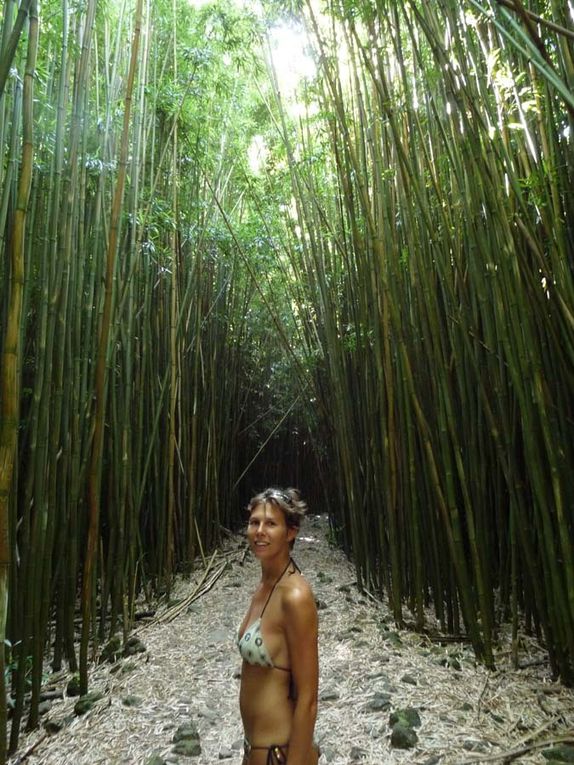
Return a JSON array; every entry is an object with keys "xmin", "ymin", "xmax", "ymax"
[
  {"xmin": 0, "ymin": 0, "xmax": 572, "ymax": 758},
  {"xmin": 0, "ymin": 0, "xmax": 311, "ymax": 755},
  {"xmin": 278, "ymin": 0, "xmax": 573, "ymax": 680}
]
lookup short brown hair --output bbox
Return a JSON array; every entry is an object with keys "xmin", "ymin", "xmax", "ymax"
[{"xmin": 247, "ymin": 487, "xmax": 307, "ymax": 530}]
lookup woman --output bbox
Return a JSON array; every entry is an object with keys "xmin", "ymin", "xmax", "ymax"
[{"xmin": 238, "ymin": 487, "xmax": 319, "ymax": 765}]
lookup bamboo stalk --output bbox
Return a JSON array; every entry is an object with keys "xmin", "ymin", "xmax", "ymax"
[
  {"xmin": 81, "ymin": 0, "xmax": 144, "ymax": 695},
  {"xmin": 0, "ymin": 0, "xmax": 38, "ymax": 756}
]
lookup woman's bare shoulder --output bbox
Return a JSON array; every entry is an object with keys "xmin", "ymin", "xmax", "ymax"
[{"xmin": 282, "ymin": 573, "xmax": 316, "ymax": 613}]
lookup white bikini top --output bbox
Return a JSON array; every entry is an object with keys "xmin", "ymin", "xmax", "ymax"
[{"xmin": 237, "ymin": 558, "xmax": 297, "ymax": 671}]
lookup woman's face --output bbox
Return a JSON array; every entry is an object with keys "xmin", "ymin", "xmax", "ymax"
[{"xmin": 247, "ymin": 501, "xmax": 297, "ymax": 558}]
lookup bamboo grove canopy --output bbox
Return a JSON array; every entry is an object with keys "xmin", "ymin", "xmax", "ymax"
[{"xmin": 0, "ymin": 0, "xmax": 572, "ymax": 759}]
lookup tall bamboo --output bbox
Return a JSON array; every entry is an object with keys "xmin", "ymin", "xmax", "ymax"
[
  {"xmin": 0, "ymin": 0, "xmax": 37, "ymax": 756},
  {"xmin": 80, "ymin": 0, "xmax": 144, "ymax": 694},
  {"xmin": 264, "ymin": 0, "xmax": 574, "ymax": 676}
]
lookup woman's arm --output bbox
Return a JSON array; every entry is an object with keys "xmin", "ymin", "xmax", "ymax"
[{"xmin": 283, "ymin": 583, "xmax": 319, "ymax": 765}]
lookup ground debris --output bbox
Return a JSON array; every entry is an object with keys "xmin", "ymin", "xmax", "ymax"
[{"xmin": 9, "ymin": 515, "xmax": 574, "ymax": 764}]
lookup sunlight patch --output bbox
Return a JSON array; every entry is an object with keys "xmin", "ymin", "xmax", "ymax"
[
  {"xmin": 267, "ymin": 21, "xmax": 316, "ymax": 97},
  {"xmin": 248, "ymin": 134, "xmax": 268, "ymax": 174}
]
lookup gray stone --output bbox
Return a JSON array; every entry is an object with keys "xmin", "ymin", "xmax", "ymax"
[
  {"xmin": 44, "ymin": 719, "xmax": 65, "ymax": 733},
  {"xmin": 66, "ymin": 676, "xmax": 81, "ymax": 697},
  {"xmin": 218, "ymin": 748, "xmax": 233, "ymax": 760},
  {"xmin": 319, "ymin": 687, "xmax": 340, "ymax": 702},
  {"xmin": 438, "ymin": 656, "xmax": 461, "ymax": 671},
  {"xmin": 146, "ymin": 756, "xmax": 167, "ymax": 765},
  {"xmin": 122, "ymin": 695, "xmax": 142, "ymax": 707},
  {"xmin": 462, "ymin": 740, "xmax": 489, "ymax": 752},
  {"xmin": 121, "ymin": 660, "xmax": 138, "ymax": 674},
  {"xmin": 38, "ymin": 701, "xmax": 52, "ymax": 715},
  {"xmin": 123, "ymin": 636, "xmax": 146, "ymax": 656},
  {"xmin": 385, "ymin": 631, "xmax": 402, "ymax": 647},
  {"xmin": 173, "ymin": 722, "xmax": 200, "ymax": 743},
  {"xmin": 172, "ymin": 740, "xmax": 201, "ymax": 757},
  {"xmin": 542, "ymin": 746, "xmax": 574, "ymax": 762},
  {"xmin": 101, "ymin": 635, "xmax": 122, "ymax": 663},
  {"xmin": 390, "ymin": 723, "xmax": 418, "ymax": 749},
  {"xmin": 401, "ymin": 673, "xmax": 418, "ymax": 686},
  {"xmin": 422, "ymin": 757, "xmax": 441, "ymax": 765},
  {"xmin": 368, "ymin": 723, "xmax": 386, "ymax": 739},
  {"xmin": 366, "ymin": 671, "xmax": 390, "ymax": 681},
  {"xmin": 39, "ymin": 689, "xmax": 63, "ymax": 701},
  {"xmin": 74, "ymin": 691, "xmax": 105, "ymax": 716},
  {"xmin": 171, "ymin": 720, "xmax": 201, "ymax": 757},
  {"xmin": 365, "ymin": 692, "xmax": 391, "ymax": 712},
  {"xmin": 373, "ymin": 680, "xmax": 394, "ymax": 694},
  {"xmin": 389, "ymin": 707, "xmax": 422, "ymax": 729},
  {"xmin": 198, "ymin": 707, "xmax": 218, "ymax": 723}
]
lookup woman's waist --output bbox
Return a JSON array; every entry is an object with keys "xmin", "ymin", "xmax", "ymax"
[
  {"xmin": 240, "ymin": 671, "xmax": 293, "ymax": 739},
  {"xmin": 241, "ymin": 715, "xmax": 292, "ymax": 749}
]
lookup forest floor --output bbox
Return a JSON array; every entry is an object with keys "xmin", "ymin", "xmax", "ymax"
[{"xmin": 9, "ymin": 515, "xmax": 574, "ymax": 765}]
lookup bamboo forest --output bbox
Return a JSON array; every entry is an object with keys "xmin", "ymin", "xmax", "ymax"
[{"xmin": 0, "ymin": 0, "xmax": 572, "ymax": 761}]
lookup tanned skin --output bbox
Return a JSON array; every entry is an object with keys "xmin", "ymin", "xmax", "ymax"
[{"xmin": 239, "ymin": 501, "xmax": 319, "ymax": 765}]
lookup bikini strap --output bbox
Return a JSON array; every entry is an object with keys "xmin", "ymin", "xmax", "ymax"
[
  {"xmin": 260, "ymin": 557, "xmax": 295, "ymax": 618},
  {"xmin": 244, "ymin": 739, "xmax": 288, "ymax": 764}
]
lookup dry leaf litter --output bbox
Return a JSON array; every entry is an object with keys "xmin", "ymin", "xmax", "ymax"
[{"xmin": 9, "ymin": 515, "xmax": 574, "ymax": 765}]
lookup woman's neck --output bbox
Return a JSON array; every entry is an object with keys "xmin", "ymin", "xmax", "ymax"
[{"xmin": 260, "ymin": 554, "xmax": 292, "ymax": 585}]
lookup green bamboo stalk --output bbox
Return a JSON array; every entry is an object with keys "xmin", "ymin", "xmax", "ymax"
[
  {"xmin": 81, "ymin": 0, "xmax": 144, "ymax": 695},
  {"xmin": 0, "ymin": 0, "xmax": 34, "ymax": 99},
  {"xmin": 0, "ymin": 0, "xmax": 37, "ymax": 756}
]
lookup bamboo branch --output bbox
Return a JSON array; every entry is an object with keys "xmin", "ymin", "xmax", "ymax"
[{"xmin": 495, "ymin": 0, "xmax": 574, "ymax": 43}]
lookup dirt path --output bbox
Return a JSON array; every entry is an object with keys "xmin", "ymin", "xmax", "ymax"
[{"xmin": 10, "ymin": 515, "xmax": 574, "ymax": 764}]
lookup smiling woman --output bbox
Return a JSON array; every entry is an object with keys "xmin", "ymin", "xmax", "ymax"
[{"xmin": 237, "ymin": 487, "xmax": 320, "ymax": 765}]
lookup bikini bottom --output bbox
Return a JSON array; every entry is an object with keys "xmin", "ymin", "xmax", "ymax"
[
  {"xmin": 242, "ymin": 738, "xmax": 288, "ymax": 765},
  {"xmin": 243, "ymin": 738, "xmax": 320, "ymax": 764}
]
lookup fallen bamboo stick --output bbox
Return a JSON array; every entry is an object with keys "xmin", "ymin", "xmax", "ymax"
[{"xmin": 454, "ymin": 733, "xmax": 574, "ymax": 763}]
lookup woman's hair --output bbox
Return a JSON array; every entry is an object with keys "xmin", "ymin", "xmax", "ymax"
[{"xmin": 247, "ymin": 487, "xmax": 308, "ymax": 530}]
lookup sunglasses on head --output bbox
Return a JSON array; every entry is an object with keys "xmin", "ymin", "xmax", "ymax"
[{"xmin": 263, "ymin": 489, "xmax": 292, "ymax": 506}]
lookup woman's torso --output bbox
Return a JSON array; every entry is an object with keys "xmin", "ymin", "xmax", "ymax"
[{"xmin": 238, "ymin": 571, "xmax": 302, "ymax": 744}]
